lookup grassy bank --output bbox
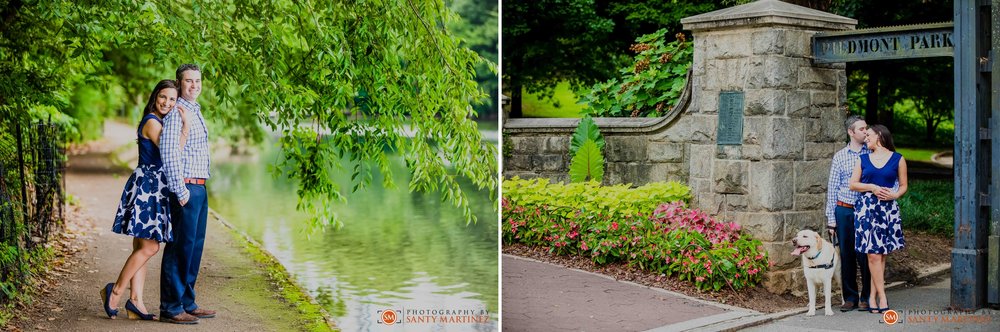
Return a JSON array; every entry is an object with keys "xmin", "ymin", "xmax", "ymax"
[
  {"xmin": 896, "ymin": 147, "xmax": 943, "ymax": 162},
  {"xmin": 213, "ymin": 211, "xmax": 337, "ymax": 332}
]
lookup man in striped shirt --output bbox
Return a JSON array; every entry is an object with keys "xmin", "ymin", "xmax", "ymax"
[
  {"xmin": 824, "ymin": 114, "xmax": 870, "ymax": 312},
  {"xmin": 159, "ymin": 64, "xmax": 216, "ymax": 324}
]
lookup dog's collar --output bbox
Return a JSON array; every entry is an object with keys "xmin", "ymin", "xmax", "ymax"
[
  {"xmin": 807, "ymin": 249, "xmax": 822, "ymax": 260},
  {"xmin": 808, "ymin": 253, "xmax": 836, "ymax": 270}
]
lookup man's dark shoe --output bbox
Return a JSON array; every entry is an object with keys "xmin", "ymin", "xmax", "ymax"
[
  {"xmin": 840, "ymin": 302, "xmax": 858, "ymax": 312},
  {"xmin": 858, "ymin": 302, "xmax": 870, "ymax": 311},
  {"xmin": 160, "ymin": 312, "xmax": 199, "ymax": 324},
  {"xmin": 187, "ymin": 308, "xmax": 217, "ymax": 319}
]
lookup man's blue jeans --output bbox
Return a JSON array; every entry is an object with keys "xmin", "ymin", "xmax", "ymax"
[
  {"xmin": 160, "ymin": 183, "xmax": 208, "ymax": 317},
  {"xmin": 835, "ymin": 205, "xmax": 870, "ymax": 304}
]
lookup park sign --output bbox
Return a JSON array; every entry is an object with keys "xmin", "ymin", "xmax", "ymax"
[{"xmin": 812, "ymin": 22, "xmax": 953, "ymax": 63}]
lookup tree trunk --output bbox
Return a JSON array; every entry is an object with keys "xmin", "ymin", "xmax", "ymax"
[
  {"xmin": 865, "ymin": 69, "xmax": 880, "ymax": 125},
  {"xmin": 926, "ymin": 120, "xmax": 937, "ymax": 144},
  {"xmin": 510, "ymin": 84, "xmax": 523, "ymax": 118},
  {"xmin": 882, "ymin": 105, "xmax": 894, "ymax": 131},
  {"xmin": 880, "ymin": 82, "xmax": 897, "ymax": 131}
]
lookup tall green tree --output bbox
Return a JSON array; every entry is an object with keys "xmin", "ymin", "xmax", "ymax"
[
  {"xmin": 502, "ymin": 0, "xmax": 616, "ymax": 117},
  {"xmin": 1, "ymin": 0, "xmax": 496, "ymax": 228},
  {"xmin": 448, "ymin": 0, "xmax": 498, "ymax": 119},
  {"xmin": 894, "ymin": 58, "xmax": 954, "ymax": 144},
  {"xmin": 600, "ymin": 0, "xmax": 720, "ymax": 46},
  {"xmin": 831, "ymin": 0, "xmax": 952, "ymax": 131}
]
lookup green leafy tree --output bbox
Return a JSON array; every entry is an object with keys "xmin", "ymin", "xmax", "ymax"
[
  {"xmin": 502, "ymin": 0, "xmax": 616, "ymax": 117},
  {"xmin": 893, "ymin": 58, "xmax": 954, "ymax": 144},
  {"xmin": 601, "ymin": 0, "xmax": 720, "ymax": 43},
  {"xmin": 448, "ymin": 0, "xmax": 499, "ymax": 119},
  {"xmin": 1, "ymin": 0, "xmax": 496, "ymax": 228},
  {"xmin": 830, "ymin": 0, "xmax": 952, "ymax": 131}
]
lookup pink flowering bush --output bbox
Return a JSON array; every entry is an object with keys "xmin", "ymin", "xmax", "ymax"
[
  {"xmin": 637, "ymin": 202, "xmax": 770, "ymax": 291},
  {"xmin": 503, "ymin": 183, "xmax": 770, "ymax": 292}
]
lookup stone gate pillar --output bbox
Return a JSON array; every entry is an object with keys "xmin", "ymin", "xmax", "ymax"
[{"xmin": 680, "ymin": 0, "xmax": 857, "ymax": 293}]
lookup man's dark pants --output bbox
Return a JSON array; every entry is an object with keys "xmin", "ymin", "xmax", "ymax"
[
  {"xmin": 835, "ymin": 205, "xmax": 870, "ymax": 304},
  {"xmin": 161, "ymin": 183, "xmax": 208, "ymax": 317}
]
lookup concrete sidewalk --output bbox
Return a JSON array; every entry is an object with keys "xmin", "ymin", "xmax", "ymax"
[
  {"xmin": 503, "ymin": 253, "xmax": 1000, "ymax": 332},
  {"xmin": 743, "ymin": 274, "xmax": 1000, "ymax": 332},
  {"xmin": 502, "ymin": 255, "xmax": 758, "ymax": 332}
]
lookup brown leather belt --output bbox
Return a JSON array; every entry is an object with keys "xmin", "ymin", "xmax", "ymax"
[
  {"xmin": 184, "ymin": 178, "xmax": 206, "ymax": 185},
  {"xmin": 836, "ymin": 201, "xmax": 853, "ymax": 209}
]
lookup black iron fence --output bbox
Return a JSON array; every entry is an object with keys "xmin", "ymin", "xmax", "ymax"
[{"xmin": 0, "ymin": 116, "xmax": 67, "ymax": 302}]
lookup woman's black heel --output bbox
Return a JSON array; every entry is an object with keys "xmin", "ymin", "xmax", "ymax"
[
  {"xmin": 100, "ymin": 283, "xmax": 118, "ymax": 318},
  {"xmin": 125, "ymin": 300, "xmax": 157, "ymax": 320}
]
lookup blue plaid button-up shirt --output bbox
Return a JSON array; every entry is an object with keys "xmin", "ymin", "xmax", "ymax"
[
  {"xmin": 161, "ymin": 97, "xmax": 211, "ymax": 202},
  {"xmin": 825, "ymin": 144, "xmax": 868, "ymax": 227}
]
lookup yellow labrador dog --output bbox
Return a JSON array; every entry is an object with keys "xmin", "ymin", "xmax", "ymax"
[{"xmin": 791, "ymin": 229, "xmax": 842, "ymax": 316}]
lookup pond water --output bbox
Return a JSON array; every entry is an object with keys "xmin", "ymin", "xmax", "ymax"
[{"xmin": 207, "ymin": 139, "xmax": 498, "ymax": 331}]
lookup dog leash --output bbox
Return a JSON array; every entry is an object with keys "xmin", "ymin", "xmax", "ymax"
[
  {"xmin": 809, "ymin": 254, "xmax": 837, "ymax": 269},
  {"xmin": 805, "ymin": 231, "xmax": 838, "ymax": 270}
]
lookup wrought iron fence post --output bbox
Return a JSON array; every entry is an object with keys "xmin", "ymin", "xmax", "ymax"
[{"xmin": 15, "ymin": 121, "xmax": 27, "ymax": 225}]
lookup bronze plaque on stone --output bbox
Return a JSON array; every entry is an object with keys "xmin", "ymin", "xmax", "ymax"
[{"xmin": 717, "ymin": 91, "xmax": 744, "ymax": 145}]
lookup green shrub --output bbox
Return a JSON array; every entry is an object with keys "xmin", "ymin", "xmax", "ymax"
[
  {"xmin": 502, "ymin": 177, "xmax": 691, "ymax": 220},
  {"xmin": 898, "ymin": 179, "xmax": 954, "ymax": 236},
  {"xmin": 0, "ymin": 243, "xmax": 53, "ymax": 325},
  {"xmin": 579, "ymin": 30, "xmax": 692, "ymax": 117},
  {"xmin": 502, "ymin": 179, "xmax": 769, "ymax": 291}
]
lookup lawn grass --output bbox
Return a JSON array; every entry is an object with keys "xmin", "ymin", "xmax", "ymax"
[
  {"xmin": 896, "ymin": 147, "xmax": 942, "ymax": 162},
  {"xmin": 521, "ymin": 81, "xmax": 585, "ymax": 118},
  {"xmin": 898, "ymin": 179, "xmax": 954, "ymax": 236}
]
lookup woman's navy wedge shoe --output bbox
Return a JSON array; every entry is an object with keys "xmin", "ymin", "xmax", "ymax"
[
  {"xmin": 125, "ymin": 300, "xmax": 156, "ymax": 320},
  {"xmin": 100, "ymin": 283, "xmax": 118, "ymax": 319}
]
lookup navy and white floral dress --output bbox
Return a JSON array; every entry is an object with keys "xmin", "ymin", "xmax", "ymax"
[
  {"xmin": 854, "ymin": 152, "xmax": 904, "ymax": 254},
  {"xmin": 112, "ymin": 113, "xmax": 173, "ymax": 242}
]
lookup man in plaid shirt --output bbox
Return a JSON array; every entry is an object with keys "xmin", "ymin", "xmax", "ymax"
[
  {"xmin": 824, "ymin": 114, "xmax": 871, "ymax": 312},
  {"xmin": 159, "ymin": 64, "xmax": 217, "ymax": 324}
]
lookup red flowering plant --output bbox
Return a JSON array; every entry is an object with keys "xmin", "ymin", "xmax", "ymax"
[{"xmin": 579, "ymin": 212, "xmax": 646, "ymax": 264}]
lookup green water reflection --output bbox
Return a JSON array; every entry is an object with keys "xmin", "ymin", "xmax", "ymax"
[{"xmin": 207, "ymin": 140, "xmax": 498, "ymax": 331}]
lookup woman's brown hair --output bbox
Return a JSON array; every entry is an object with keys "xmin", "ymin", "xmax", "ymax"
[
  {"xmin": 142, "ymin": 80, "xmax": 179, "ymax": 117},
  {"xmin": 868, "ymin": 124, "xmax": 895, "ymax": 151}
]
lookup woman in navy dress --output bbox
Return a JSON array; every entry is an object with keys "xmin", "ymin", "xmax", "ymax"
[
  {"xmin": 100, "ymin": 80, "xmax": 190, "ymax": 320},
  {"xmin": 849, "ymin": 124, "xmax": 908, "ymax": 314}
]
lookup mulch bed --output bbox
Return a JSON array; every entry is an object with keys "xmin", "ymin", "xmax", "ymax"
[
  {"xmin": 503, "ymin": 231, "xmax": 952, "ymax": 314},
  {"xmin": 885, "ymin": 231, "xmax": 952, "ymax": 283}
]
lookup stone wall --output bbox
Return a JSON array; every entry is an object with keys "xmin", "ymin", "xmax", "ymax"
[
  {"xmin": 504, "ymin": 117, "xmax": 691, "ymax": 186},
  {"xmin": 503, "ymin": 0, "xmax": 858, "ymax": 295}
]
